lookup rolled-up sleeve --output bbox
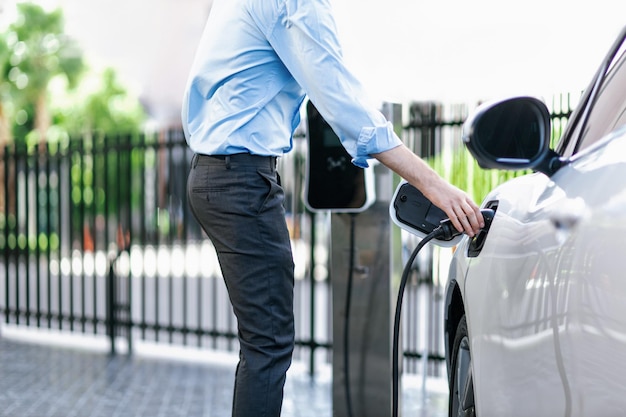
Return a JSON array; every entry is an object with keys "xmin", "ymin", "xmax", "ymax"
[
  {"xmin": 354, "ymin": 123, "xmax": 402, "ymax": 168},
  {"xmin": 263, "ymin": 0, "xmax": 403, "ymax": 168}
]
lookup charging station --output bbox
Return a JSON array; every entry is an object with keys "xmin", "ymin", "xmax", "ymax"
[
  {"xmin": 305, "ymin": 101, "xmax": 402, "ymax": 417},
  {"xmin": 304, "ymin": 100, "xmax": 376, "ymax": 213}
]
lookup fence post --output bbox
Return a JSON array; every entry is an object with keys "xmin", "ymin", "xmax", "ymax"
[
  {"xmin": 106, "ymin": 253, "xmax": 117, "ymax": 355},
  {"xmin": 106, "ymin": 226, "xmax": 132, "ymax": 355}
]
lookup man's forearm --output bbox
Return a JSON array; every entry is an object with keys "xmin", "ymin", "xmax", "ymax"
[{"xmin": 372, "ymin": 144, "xmax": 484, "ymax": 236}]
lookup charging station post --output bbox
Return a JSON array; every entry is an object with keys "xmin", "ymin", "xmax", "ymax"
[{"xmin": 305, "ymin": 102, "xmax": 403, "ymax": 417}]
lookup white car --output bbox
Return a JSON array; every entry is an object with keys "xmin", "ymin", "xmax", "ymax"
[{"xmin": 445, "ymin": 26, "xmax": 626, "ymax": 417}]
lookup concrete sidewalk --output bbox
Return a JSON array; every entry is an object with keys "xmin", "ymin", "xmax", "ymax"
[{"xmin": 0, "ymin": 326, "xmax": 448, "ymax": 417}]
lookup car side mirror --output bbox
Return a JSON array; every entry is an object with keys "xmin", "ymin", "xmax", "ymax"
[{"xmin": 462, "ymin": 96, "xmax": 563, "ymax": 176}]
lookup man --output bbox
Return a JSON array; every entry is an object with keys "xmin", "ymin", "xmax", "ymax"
[{"xmin": 182, "ymin": 0, "xmax": 484, "ymax": 416}]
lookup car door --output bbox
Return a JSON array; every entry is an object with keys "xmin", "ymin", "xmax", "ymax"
[{"xmin": 463, "ymin": 31, "xmax": 626, "ymax": 417}]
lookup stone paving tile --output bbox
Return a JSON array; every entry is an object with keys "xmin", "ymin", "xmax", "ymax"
[
  {"xmin": 0, "ymin": 336, "xmax": 331, "ymax": 417},
  {"xmin": 0, "ymin": 333, "xmax": 447, "ymax": 417}
]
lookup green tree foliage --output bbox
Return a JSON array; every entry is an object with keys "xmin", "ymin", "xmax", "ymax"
[
  {"xmin": 0, "ymin": 3, "xmax": 146, "ymax": 146},
  {"xmin": 52, "ymin": 67, "xmax": 146, "ymax": 137},
  {"xmin": 0, "ymin": 32, "xmax": 11, "ymax": 142},
  {"xmin": 5, "ymin": 3, "xmax": 84, "ymax": 144}
]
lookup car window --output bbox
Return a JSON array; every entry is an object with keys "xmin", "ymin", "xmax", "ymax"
[{"xmin": 561, "ymin": 42, "xmax": 626, "ymax": 157}]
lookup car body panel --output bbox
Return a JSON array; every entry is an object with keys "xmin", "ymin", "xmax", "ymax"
[
  {"xmin": 445, "ymin": 25, "xmax": 626, "ymax": 417},
  {"xmin": 454, "ymin": 127, "xmax": 626, "ymax": 416}
]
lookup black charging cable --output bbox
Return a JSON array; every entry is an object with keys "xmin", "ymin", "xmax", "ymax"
[
  {"xmin": 392, "ymin": 229, "xmax": 437, "ymax": 417},
  {"xmin": 343, "ymin": 213, "xmax": 357, "ymax": 417},
  {"xmin": 392, "ymin": 210, "xmax": 494, "ymax": 417}
]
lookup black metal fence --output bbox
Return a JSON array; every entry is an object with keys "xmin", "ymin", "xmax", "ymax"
[
  {"xmin": 0, "ymin": 128, "xmax": 334, "ymax": 372},
  {"xmin": 0, "ymin": 94, "xmax": 577, "ymax": 376}
]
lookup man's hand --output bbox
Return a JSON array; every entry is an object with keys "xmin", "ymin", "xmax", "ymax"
[
  {"xmin": 373, "ymin": 145, "xmax": 484, "ymax": 237},
  {"xmin": 419, "ymin": 179, "xmax": 484, "ymax": 237}
]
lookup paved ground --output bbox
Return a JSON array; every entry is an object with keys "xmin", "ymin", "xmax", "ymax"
[{"xmin": 0, "ymin": 326, "xmax": 448, "ymax": 417}]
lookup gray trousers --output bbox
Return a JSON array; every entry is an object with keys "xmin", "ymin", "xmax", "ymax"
[{"xmin": 187, "ymin": 153, "xmax": 295, "ymax": 417}]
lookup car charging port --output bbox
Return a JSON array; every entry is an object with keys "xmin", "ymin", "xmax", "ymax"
[{"xmin": 468, "ymin": 201, "xmax": 498, "ymax": 257}]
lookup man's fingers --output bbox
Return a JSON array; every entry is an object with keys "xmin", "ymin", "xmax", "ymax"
[
  {"xmin": 450, "ymin": 207, "xmax": 472, "ymax": 237},
  {"xmin": 451, "ymin": 203, "xmax": 483, "ymax": 237}
]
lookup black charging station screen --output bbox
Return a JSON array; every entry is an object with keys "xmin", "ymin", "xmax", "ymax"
[
  {"xmin": 322, "ymin": 129, "xmax": 343, "ymax": 148},
  {"xmin": 306, "ymin": 101, "xmax": 367, "ymax": 210}
]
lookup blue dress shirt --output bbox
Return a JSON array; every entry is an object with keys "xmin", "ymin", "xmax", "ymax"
[{"xmin": 181, "ymin": 0, "xmax": 403, "ymax": 168}]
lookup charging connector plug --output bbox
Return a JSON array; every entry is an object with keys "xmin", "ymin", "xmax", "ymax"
[{"xmin": 434, "ymin": 208, "xmax": 495, "ymax": 241}]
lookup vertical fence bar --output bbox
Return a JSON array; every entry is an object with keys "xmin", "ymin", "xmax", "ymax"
[
  {"xmin": 60, "ymin": 142, "xmax": 68, "ymax": 331},
  {"xmin": 93, "ymin": 136, "xmax": 103, "ymax": 335},
  {"xmin": 195, "ymin": 274, "xmax": 202, "ymax": 349},
  {"xmin": 197, "ymin": 259, "xmax": 203, "ymax": 349},
  {"xmin": 61, "ymin": 140, "xmax": 71, "ymax": 330},
  {"xmin": 24, "ymin": 150, "xmax": 31, "ymax": 327},
  {"xmin": 35, "ymin": 150, "xmax": 42, "ymax": 328},
  {"xmin": 58, "ymin": 142, "xmax": 66, "ymax": 331},
  {"xmin": 138, "ymin": 133, "xmax": 148, "ymax": 340},
  {"xmin": 70, "ymin": 140, "xmax": 82, "ymax": 332},
  {"xmin": 3, "ymin": 144, "xmax": 9, "ymax": 324},
  {"xmin": 166, "ymin": 132, "xmax": 174, "ymax": 345},
  {"xmin": 107, "ymin": 247, "xmax": 117, "ymax": 354},
  {"xmin": 79, "ymin": 138, "xmax": 88, "ymax": 334},
  {"xmin": 115, "ymin": 134, "xmax": 122, "ymax": 348},
  {"xmin": 118, "ymin": 133, "xmax": 132, "ymax": 351},
  {"xmin": 46, "ymin": 143, "xmax": 54, "ymax": 330},
  {"xmin": 13, "ymin": 145, "xmax": 19, "ymax": 325},
  {"xmin": 126, "ymin": 135, "xmax": 133, "ymax": 352},
  {"xmin": 15, "ymin": 146, "xmax": 22, "ymax": 326},
  {"xmin": 8, "ymin": 145, "xmax": 15, "ymax": 325},
  {"xmin": 12, "ymin": 148, "xmax": 18, "ymax": 324},
  {"xmin": 176, "ymin": 133, "xmax": 189, "ymax": 346},
  {"xmin": 28, "ymin": 148, "xmax": 36, "ymax": 327},
  {"xmin": 211, "ymin": 272, "xmax": 218, "ymax": 349},
  {"xmin": 90, "ymin": 136, "xmax": 99, "ymax": 335},
  {"xmin": 180, "ymin": 132, "xmax": 191, "ymax": 345},
  {"xmin": 308, "ymin": 211, "xmax": 316, "ymax": 376},
  {"xmin": 154, "ymin": 133, "xmax": 161, "ymax": 343},
  {"xmin": 104, "ymin": 135, "xmax": 113, "ymax": 352}
]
